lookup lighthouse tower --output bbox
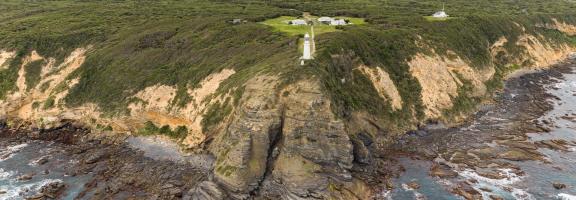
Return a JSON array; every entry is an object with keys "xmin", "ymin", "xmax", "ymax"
[{"xmin": 302, "ymin": 33, "xmax": 312, "ymax": 60}]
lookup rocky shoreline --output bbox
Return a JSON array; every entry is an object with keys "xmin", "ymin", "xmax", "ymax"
[
  {"xmin": 391, "ymin": 58, "xmax": 576, "ymax": 199},
  {"xmin": 0, "ymin": 123, "xmax": 212, "ymax": 199}
]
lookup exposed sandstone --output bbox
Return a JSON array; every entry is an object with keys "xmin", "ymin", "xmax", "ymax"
[
  {"xmin": 409, "ymin": 53, "xmax": 488, "ymax": 118},
  {"xmin": 181, "ymin": 69, "xmax": 235, "ymax": 148},
  {"xmin": 409, "ymin": 54, "xmax": 459, "ymax": 118},
  {"xmin": 516, "ymin": 34, "xmax": 573, "ymax": 68},
  {"xmin": 0, "ymin": 50, "xmax": 16, "ymax": 70},
  {"xmin": 552, "ymin": 18, "xmax": 576, "ymax": 36},
  {"xmin": 129, "ymin": 85, "xmax": 177, "ymax": 113},
  {"xmin": 358, "ymin": 65, "xmax": 403, "ymax": 110}
]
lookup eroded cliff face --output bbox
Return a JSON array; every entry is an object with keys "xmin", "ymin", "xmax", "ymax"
[
  {"xmin": 127, "ymin": 69, "xmax": 236, "ymax": 148},
  {"xmin": 0, "ymin": 48, "xmax": 238, "ymax": 152},
  {"xmin": 408, "ymin": 32, "xmax": 574, "ymax": 119},
  {"xmin": 549, "ymin": 18, "xmax": 576, "ymax": 36},
  {"xmin": 358, "ymin": 65, "xmax": 403, "ymax": 111},
  {"xmin": 0, "ymin": 48, "xmax": 88, "ymax": 125}
]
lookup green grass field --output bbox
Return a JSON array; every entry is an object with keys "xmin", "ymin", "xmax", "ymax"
[{"xmin": 260, "ymin": 16, "xmax": 366, "ymax": 36}]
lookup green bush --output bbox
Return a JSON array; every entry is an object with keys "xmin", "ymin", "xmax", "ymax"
[
  {"xmin": 24, "ymin": 59, "xmax": 45, "ymax": 91},
  {"xmin": 43, "ymin": 97, "xmax": 55, "ymax": 109},
  {"xmin": 138, "ymin": 121, "xmax": 188, "ymax": 139}
]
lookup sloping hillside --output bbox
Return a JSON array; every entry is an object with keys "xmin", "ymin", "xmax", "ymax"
[{"xmin": 1, "ymin": 0, "xmax": 575, "ymax": 199}]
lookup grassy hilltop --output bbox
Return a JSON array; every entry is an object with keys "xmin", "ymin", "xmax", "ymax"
[{"xmin": 0, "ymin": 0, "xmax": 575, "ymax": 131}]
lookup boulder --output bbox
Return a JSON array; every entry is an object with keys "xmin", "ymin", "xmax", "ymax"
[
  {"xmin": 452, "ymin": 182, "xmax": 481, "ymax": 200},
  {"xmin": 40, "ymin": 181, "xmax": 66, "ymax": 198},
  {"xmin": 17, "ymin": 173, "xmax": 34, "ymax": 181},
  {"xmin": 351, "ymin": 136, "xmax": 371, "ymax": 164},
  {"xmin": 553, "ymin": 182, "xmax": 567, "ymax": 190},
  {"xmin": 429, "ymin": 163, "xmax": 458, "ymax": 178},
  {"xmin": 408, "ymin": 181, "xmax": 420, "ymax": 189}
]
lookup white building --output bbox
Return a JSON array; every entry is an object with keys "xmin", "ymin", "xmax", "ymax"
[
  {"xmin": 318, "ymin": 17, "xmax": 333, "ymax": 24},
  {"xmin": 289, "ymin": 19, "xmax": 307, "ymax": 25},
  {"xmin": 330, "ymin": 19, "xmax": 347, "ymax": 26},
  {"xmin": 432, "ymin": 3, "xmax": 449, "ymax": 18},
  {"xmin": 317, "ymin": 17, "xmax": 348, "ymax": 26},
  {"xmin": 432, "ymin": 11, "xmax": 449, "ymax": 18},
  {"xmin": 302, "ymin": 33, "xmax": 312, "ymax": 60}
]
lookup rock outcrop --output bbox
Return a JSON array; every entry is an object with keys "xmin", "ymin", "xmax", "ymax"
[
  {"xmin": 211, "ymin": 77, "xmax": 355, "ymax": 199},
  {"xmin": 211, "ymin": 75, "xmax": 282, "ymax": 197}
]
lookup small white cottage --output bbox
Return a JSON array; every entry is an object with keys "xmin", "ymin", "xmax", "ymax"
[
  {"xmin": 317, "ymin": 17, "xmax": 348, "ymax": 26},
  {"xmin": 289, "ymin": 19, "xmax": 308, "ymax": 25},
  {"xmin": 318, "ymin": 17, "xmax": 333, "ymax": 24},
  {"xmin": 432, "ymin": 11, "xmax": 449, "ymax": 18},
  {"xmin": 330, "ymin": 19, "xmax": 347, "ymax": 26},
  {"xmin": 432, "ymin": 3, "xmax": 449, "ymax": 18}
]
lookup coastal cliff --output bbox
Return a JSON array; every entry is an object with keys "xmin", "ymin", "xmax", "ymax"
[{"xmin": 1, "ymin": 1, "xmax": 576, "ymax": 199}]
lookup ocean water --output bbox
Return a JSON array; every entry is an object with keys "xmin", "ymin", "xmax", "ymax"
[
  {"xmin": 391, "ymin": 158, "xmax": 460, "ymax": 200},
  {"xmin": 0, "ymin": 141, "xmax": 92, "ymax": 200},
  {"xmin": 391, "ymin": 65, "xmax": 576, "ymax": 200}
]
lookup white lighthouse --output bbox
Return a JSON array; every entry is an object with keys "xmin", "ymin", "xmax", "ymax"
[{"xmin": 302, "ymin": 33, "xmax": 312, "ymax": 60}]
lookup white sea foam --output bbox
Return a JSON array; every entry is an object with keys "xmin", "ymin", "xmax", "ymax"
[
  {"xmin": 375, "ymin": 190, "xmax": 393, "ymax": 200},
  {"xmin": 0, "ymin": 168, "xmax": 15, "ymax": 180},
  {"xmin": 0, "ymin": 143, "xmax": 29, "ymax": 161},
  {"xmin": 459, "ymin": 169, "xmax": 521, "ymax": 186},
  {"xmin": 401, "ymin": 183, "xmax": 426, "ymax": 200},
  {"xmin": 6, "ymin": 143, "xmax": 28, "ymax": 151},
  {"xmin": 556, "ymin": 193, "xmax": 576, "ymax": 200},
  {"xmin": 558, "ymin": 193, "xmax": 576, "ymax": 200},
  {"xmin": 458, "ymin": 168, "xmax": 534, "ymax": 200},
  {"xmin": 0, "ymin": 179, "xmax": 63, "ymax": 200}
]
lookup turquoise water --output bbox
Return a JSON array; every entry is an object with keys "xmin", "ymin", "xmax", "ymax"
[{"xmin": 391, "ymin": 158, "xmax": 460, "ymax": 200}]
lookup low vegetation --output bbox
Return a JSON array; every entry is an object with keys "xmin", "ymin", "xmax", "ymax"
[
  {"xmin": 0, "ymin": 0, "xmax": 575, "ymax": 132},
  {"xmin": 24, "ymin": 60, "xmax": 45, "ymax": 90},
  {"xmin": 138, "ymin": 121, "xmax": 189, "ymax": 139}
]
